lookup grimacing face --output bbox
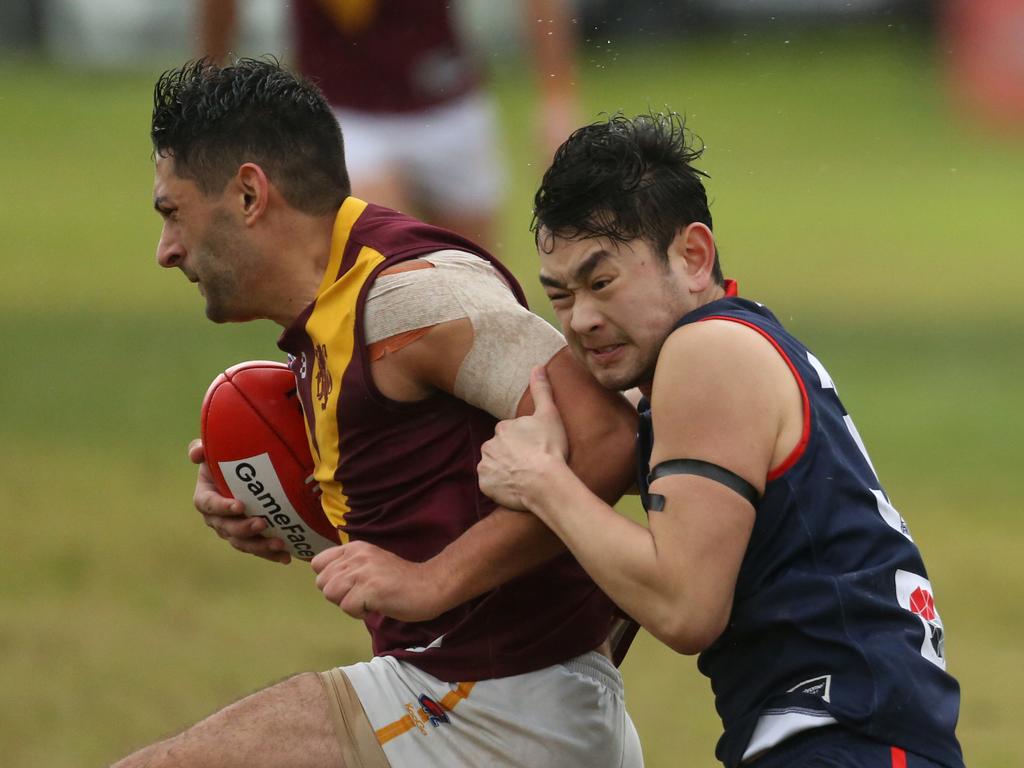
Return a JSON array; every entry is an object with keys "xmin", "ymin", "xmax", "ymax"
[
  {"xmin": 152, "ymin": 156, "xmax": 258, "ymax": 323},
  {"xmin": 538, "ymin": 232, "xmax": 693, "ymax": 394}
]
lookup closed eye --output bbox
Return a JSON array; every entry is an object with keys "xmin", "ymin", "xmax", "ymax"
[
  {"xmin": 154, "ymin": 201, "xmax": 177, "ymax": 221},
  {"xmin": 546, "ymin": 291, "xmax": 572, "ymax": 306}
]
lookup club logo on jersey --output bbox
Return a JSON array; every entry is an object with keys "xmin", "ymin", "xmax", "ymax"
[
  {"xmin": 895, "ymin": 569, "xmax": 946, "ymax": 668},
  {"xmin": 313, "ymin": 343, "xmax": 332, "ymax": 410},
  {"xmin": 909, "ymin": 586, "xmax": 937, "ymax": 621}
]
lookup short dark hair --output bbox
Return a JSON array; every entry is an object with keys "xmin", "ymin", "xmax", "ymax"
[
  {"xmin": 532, "ymin": 112, "xmax": 722, "ymax": 283},
  {"xmin": 151, "ymin": 58, "xmax": 349, "ymax": 215}
]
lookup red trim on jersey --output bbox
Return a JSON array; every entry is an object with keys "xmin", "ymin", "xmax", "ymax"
[
  {"xmin": 723, "ymin": 279, "xmax": 739, "ymax": 297},
  {"xmin": 891, "ymin": 746, "xmax": 907, "ymax": 768},
  {"xmin": 697, "ymin": 315, "xmax": 811, "ymax": 482}
]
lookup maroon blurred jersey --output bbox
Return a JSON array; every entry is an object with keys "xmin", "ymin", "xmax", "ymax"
[
  {"xmin": 293, "ymin": 0, "xmax": 480, "ymax": 113},
  {"xmin": 278, "ymin": 197, "xmax": 614, "ymax": 681}
]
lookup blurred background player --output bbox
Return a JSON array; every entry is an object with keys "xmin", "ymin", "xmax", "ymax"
[
  {"xmin": 942, "ymin": 0, "xmax": 1024, "ymax": 131},
  {"xmin": 199, "ymin": 0, "xmax": 581, "ymax": 254}
]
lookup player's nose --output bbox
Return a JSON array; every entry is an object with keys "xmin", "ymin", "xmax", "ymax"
[
  {"xmin": 569, "ymin": 296, "xmax": 603, "ymax": 334},
  {"xmin": 156, "ymin": 225, "xmax": 185, "ymax": 269}
]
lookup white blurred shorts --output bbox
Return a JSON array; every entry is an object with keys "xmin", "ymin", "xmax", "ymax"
[
  {"xmin": 319, "ymin": 650, "xmax": 643, "ymax": 768},
  {"xmin": 333, "ymin": 92, "xmax": 505, "ymax": 215}
]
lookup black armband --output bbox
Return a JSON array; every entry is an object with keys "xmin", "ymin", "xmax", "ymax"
[{"xmin": 645, "ymin": 459, "xmax": 759, "ymax": 511}]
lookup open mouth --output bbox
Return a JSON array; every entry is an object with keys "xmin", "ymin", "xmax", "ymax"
[{"xmin": 586, "ymin": 343, "xmax": 625, "ymax": 363}]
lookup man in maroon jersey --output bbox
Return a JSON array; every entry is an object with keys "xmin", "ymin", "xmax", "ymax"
[
  {"xmin": 114, "ymin": 58, "xmax": 640, "ymax": 768},
  {"xmin": 200, "ymin": 0, "xmax": 580, "ymax": 254}
]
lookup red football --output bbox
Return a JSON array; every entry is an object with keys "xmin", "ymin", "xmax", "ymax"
[{"xmin": 200, "ymin": 360, "xmax": 340, "ymax": 560}]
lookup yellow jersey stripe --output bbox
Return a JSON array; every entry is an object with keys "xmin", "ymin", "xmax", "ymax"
[
  {"xmin": 317, "ymin": 196, "xmax": 367, "ymax": 296},
  {"xmin": 305, "ymin": 197, "xmax": 383, "ymax": 539}
]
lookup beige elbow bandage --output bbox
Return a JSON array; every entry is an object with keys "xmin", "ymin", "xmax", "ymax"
[{"xmin": 364, "ymin": 250, "xmax": 566, "ymax": 419}]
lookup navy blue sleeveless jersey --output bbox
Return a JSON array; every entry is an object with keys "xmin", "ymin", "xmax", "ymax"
[{"xmin": 635, "ymin": 294, "xmax": 964, "ymax": 768}]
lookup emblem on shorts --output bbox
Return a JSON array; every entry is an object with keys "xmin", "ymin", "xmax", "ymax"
[
  {"xmin": 417, "ymin": 694, "xmax": 450, "ymax": 728},
  {"xmin": 313, "ymin": 344, "xmax": 332, "ymax": 410},
  {"xmin": 403, "ymin": 694, "xmax": 451, "ymax": 735}
]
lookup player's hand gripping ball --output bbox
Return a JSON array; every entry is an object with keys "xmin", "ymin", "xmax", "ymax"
[{"xmin": 200, "ymin": 361, "xmax": 340, "ymax": 559}]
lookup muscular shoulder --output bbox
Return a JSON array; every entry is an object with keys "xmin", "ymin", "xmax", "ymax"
[
  {"xmin": 656, "ymin": 318, "xmax": 791, "ymax": 395},
  {"xmin": 650, "ymin": 318, "xmax": 802, "ymax": 487}
]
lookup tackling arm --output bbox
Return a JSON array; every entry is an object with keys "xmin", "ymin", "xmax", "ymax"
[
  {"xmin": 313, "ymin": 315, "xmax": 636, "ymax": 622},
  {"xmin": 421, "ymin": 343, "xmax": 636, "ymax": 611},
  {"xmin": 479, "ymin": 320, "xmax": 802, "ymax": 653}
]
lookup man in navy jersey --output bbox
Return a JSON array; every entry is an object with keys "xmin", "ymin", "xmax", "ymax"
[{"xmin": 478, "ymin": 113, "xmax": 966, "ymax": 768}]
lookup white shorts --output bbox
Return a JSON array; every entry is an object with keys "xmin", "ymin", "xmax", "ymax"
[
  {"xmin": 334, "ymin": 92, "xmax": 505, "ymax": 215},
  {"xmin": 322, "ymin": 651, "xmax": 643, "ymax": 768}
]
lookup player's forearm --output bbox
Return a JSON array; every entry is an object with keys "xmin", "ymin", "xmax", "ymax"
[
  {"xmin": 526, "ymin": 0, "xmax": 578, "ymax": 99},
  {"xmin": 424, "ymin": 430, "xmax": 630, "ymax": 614},
  {"xmin": 525, "ymin": 0, "xmax": 580, "ymax": 156},
  {"xmin": 198, "ymin": 0, "xmax": 237, "ymax": 62},
  {"xmin": 524, "ymin": 460, "xmax": 716, "ymax": 653},
  {"xmin": 424, "ymin": 508, "xmax": 565, "ymax": 612},
  {"xmin": 565, "ymin": 405, "xmax": 636, "ymax": 506}
]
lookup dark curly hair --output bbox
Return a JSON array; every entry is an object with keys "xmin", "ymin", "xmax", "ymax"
[
  {"xmin": 151, "ymin": 58, "xmax": 349, "ymax": 215},
  {"xmin": 533, "ymin": 112, "xmax": 721, "ymax": 283}
]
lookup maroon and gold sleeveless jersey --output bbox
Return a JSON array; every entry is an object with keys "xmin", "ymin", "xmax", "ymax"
[
  {"xmin": 277, "ymin": 198, "xmax": 614, "ymax": 681},
  {"xmin": 292, "ymin": 0, "xmax": 480, "ymax": 113}
]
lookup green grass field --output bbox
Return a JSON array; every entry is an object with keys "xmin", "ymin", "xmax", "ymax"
[{"xmin": 2, "ymin": 24, "xmax": 1022, "ymax": 767}]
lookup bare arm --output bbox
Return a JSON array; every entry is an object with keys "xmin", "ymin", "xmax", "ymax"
[
  {"xmin": 479, "ymin": 320, "xmax": 804, "ymax": 653},
  {"xmin": 421, "ymin": 342, "xmax": 636, "ymax": 611},
  {"xmin": 197, "ymin": 0, "xmax": 237, "ymax": 63},
  {"xmin": 524, "ymin": 0, "xmax": 582, "ymax": 157},
  {"xmin": 313, "ymin": 316, "xmax": 636, "ymax": 622}
]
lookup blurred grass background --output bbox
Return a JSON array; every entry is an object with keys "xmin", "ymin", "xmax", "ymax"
[{"xmin": 1, "ymin": 20, "xmax": 1022, "ymax": 767}]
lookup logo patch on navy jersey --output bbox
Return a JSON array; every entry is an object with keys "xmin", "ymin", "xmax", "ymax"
[
  {"xmin": 788, "ymin": 674, "xmax": 832, "ymax": 702},
  {"xmin": 871, "ymin": 489, "xmax": 913, "ymax": 541},
  {"xmin": 895, "ymin": 569, "xmax": 946, "ymax": 668}
]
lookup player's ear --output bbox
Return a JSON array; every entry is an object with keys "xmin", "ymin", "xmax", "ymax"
[
  {"xmin": 667, "ymin": 223, "xmax": 716, "ymax": 292},
  {"xmin": 235, "ymin": 162, "xmax": 271, "ymax": 225}
]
